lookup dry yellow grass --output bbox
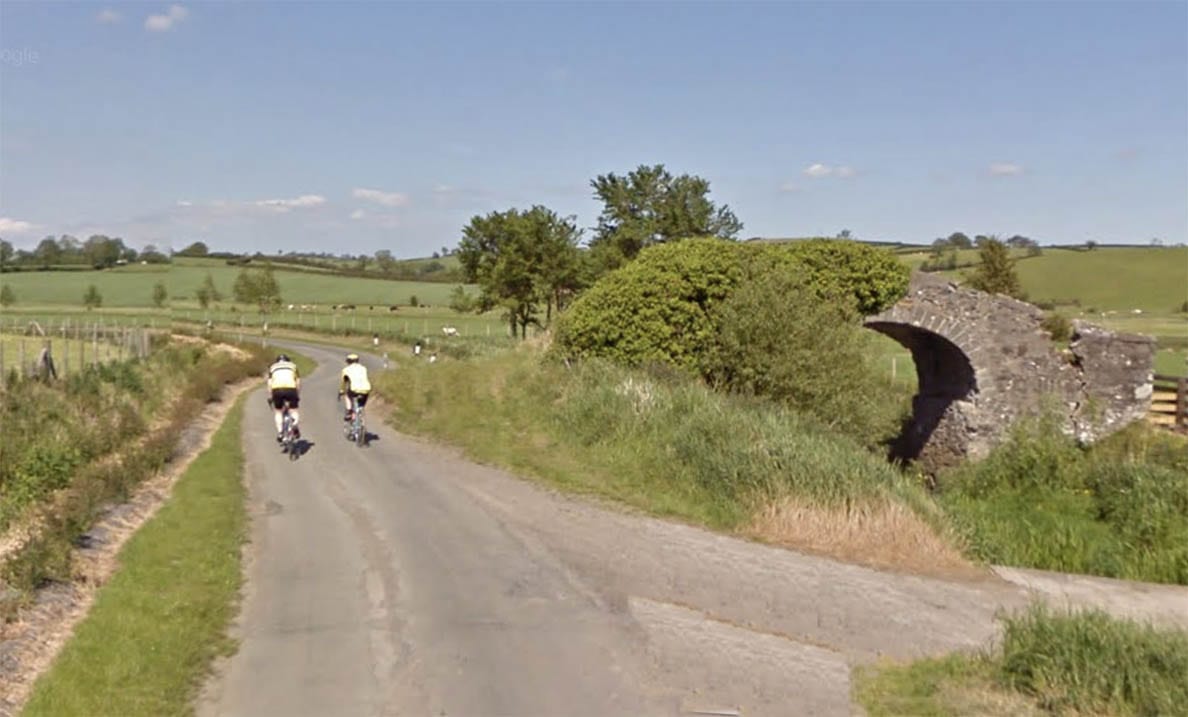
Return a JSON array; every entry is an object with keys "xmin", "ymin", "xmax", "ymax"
[{"xmin": 747, "ymin": 495, "xmax": 980, "ymax": 579}]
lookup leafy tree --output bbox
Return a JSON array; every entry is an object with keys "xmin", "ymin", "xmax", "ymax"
[
  {"xmin": 232, "ymin": 265, "xmax": 282, "ymax": 312},
  {"xmin": 152, "ymin": 280, "xmax": 168, "ymax": 308},
  {"xmin": 0, "ymin": 239, "xmax": 13, "ymax": 269},
  {"xmin": 588, "ymin": 164, "xmax": 742, "ymax": 271},
  {"xmin": 409, "ymin": 294, "xmax": 419, "ymax": 308},
  {"xmin": 0, "ymin": 284, "xmax": 15, "ymax": 307},
  {"xmin": 356, "ymin": 255, "xmax": 370, "ymax": 272},
  {"xmin": 448, "ymin": 285, "xmax": 476, "ymax": 313},
  {"xmin": 83, "ymin": 284, "xmax": 102, "ymax": 309},
  {"xmin": 177, "ymin": 241, "xmax": 210, "ymax": 257},
  {"xmin": 458, "ymin": 205, "xmax": 582, "ymax": 338},
  {"xmin": 34, "ymin": 236, "xmax": 62, "ymax": 267},
  {"xmin": 947, "ymin": 232, "xmax": 972, "ymax": 249},
  {"xmin": 967, "ymin": 237, "xmax": 1024, "ymax": 298},
  {"xmin": 83, "ymin": 235, "xmax": 126, "ymax": 268},
  {"xmin": 1085, "ymin": 240, "xmax": 1098, "ymax": 251},
  {"xmin": 375, "ymin": 250, "xmax": 396, "ymax": 275},
  {"xmin": 195, "ymin": 272, "xmax": 221, "ymax": 309},
  {"xmin": 140, "ymin": 244, "xmax": 171, "ymax": 263},
  {"xmin": 837, "ymin": 229, "xmax": 853, "ymax": 239}
]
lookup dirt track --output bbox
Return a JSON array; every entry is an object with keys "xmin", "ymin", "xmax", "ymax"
[{"xmin": 199, "ymin": 340, "xmax": 1188, "ymax": 717}]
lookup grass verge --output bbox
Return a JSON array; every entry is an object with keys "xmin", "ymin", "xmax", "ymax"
[
  {"xmin": 21, "ymin": 397, "xmax": 248, "ymax": 717},
  {"xmin": 938, "ymin": 417, "xmax": 1188, "ymax": 585},
  {"xmin": 377, "ymin": 344, "xmax": 967, "ymax": 574},
  {"xmin": 856, "ymin": 605, "xmax": 1188, "ymax": 717}
]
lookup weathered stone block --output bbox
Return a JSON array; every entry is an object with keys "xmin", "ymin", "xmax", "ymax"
[{"xmin": 865, "ymin": 275, "xmax": 1155, "ymax": 473}]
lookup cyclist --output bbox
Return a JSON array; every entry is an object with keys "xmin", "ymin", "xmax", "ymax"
[
  {"xmin": 339, "ymin": 353, "xmax": 371, "ymax": 423},
  {"xmin": 266, "ymin": 353, "xmax": 301, "ymax": 442}
]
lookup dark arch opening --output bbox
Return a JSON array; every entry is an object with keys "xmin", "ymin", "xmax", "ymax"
[{"xmin": 865, "ymin": 322, "xmax": 978, "ymax": 464}]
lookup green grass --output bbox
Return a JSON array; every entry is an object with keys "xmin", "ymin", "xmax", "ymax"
[
  {"xmin": 381, "ymin": 348, "xmax": 920, "ymax": 531},
  {"xmin": 938, "ymin": 419, "xmax": 1188, "ymax": 585},
  {"xmin": 1155, "ymin": 347, "xmax": 1188, "ymax": 377},
  {"xmin": 0, "ymin": 335, "xmax": 121, "ymax": 375},
  {"xmin": 922, "ymin": 246, "xmax": 1187, "ymax": 316},
  {"xmin": 22, "ymin": 398, "xmax": 249, "ymax": 717},
  {"xmin": 168, "ymin": 257, "xmax": 471, "ymax": 307},
  {"xmin": 857, "ymin": 606, "xmax": 1188, "ymax": 717},
  {"xmin": 0, "ymin": 257, "xmax": 477, "ymax": 308},
  {"xmin": 1011, "ymin": 247, "xmax": 1188, "ymax": 315}
]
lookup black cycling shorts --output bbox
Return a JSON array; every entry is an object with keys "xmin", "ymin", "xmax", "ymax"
[
  {"xmin": 271, "ymin": 388, "xmax": 300, "ymax": 409},
  {"xmin": 346, "ymin": 391, "xmax": 369, "ymax": 408}
]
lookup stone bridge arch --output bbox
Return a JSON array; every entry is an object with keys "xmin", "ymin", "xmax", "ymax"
[{"xmin": 864, "ymin": 274, "xmax": 1155, "ymax": 472}]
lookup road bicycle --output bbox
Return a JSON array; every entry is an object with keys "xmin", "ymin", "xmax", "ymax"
[
  {"xmin": 279, "ymin": 402, "xmax": 299, "ymax": 461},
  {"xmin": 343, "ymin": 394, "xmax": 367, "ymax": 447}
]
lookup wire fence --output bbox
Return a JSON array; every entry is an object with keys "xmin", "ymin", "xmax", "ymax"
[{"xmin": 0, "ymin": 318, "xmax": 154, "ymax": 386}]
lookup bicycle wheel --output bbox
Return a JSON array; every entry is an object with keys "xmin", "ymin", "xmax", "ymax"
[
  {"xmin": 355, "ymin": 412, "xmax": 366, "ymax": 447},
  {"xmin": 281, "ymin": 415, "xmax": 292, "ymax": 453}
]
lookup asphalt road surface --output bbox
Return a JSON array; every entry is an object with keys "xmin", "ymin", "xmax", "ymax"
[{"xmin": 198, "ymin": 340, "xmax": 1188, "ymax": 717}]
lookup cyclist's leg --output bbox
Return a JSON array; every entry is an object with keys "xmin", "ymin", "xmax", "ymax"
[
  {"xmin": 271, "ymin": 391, "xmax": 285, "ymax": 435},
  {"xmin": 289, "ymin": 395, "xmax": 300, "ymax": 438},
  {"xmin": 286, "ymin": 391, "xmax": 300, "ymax": 429}
]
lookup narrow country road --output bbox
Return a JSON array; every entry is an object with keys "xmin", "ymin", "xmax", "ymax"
[{"xmin": 198, "ymin": 341, "xmax": 1188, "ymax": 717}]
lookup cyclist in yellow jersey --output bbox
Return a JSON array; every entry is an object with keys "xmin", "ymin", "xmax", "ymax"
[
  {"xmin": 266, "ymin": 354, "xmax": 301, "ymax": 442},
  {"xmin": 339, "ymin": 353, "xmax": 371, "ymax": 422}
]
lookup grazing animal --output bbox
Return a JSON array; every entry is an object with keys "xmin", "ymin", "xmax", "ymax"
[{"xmin": 442, "ymin": 326, "xmax": 459, "ymax": 337}]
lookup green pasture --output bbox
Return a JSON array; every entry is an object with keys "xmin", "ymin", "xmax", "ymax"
[
  {"xmin": 170, "ymin": 260, "xmax": 467, "ymax": 308},
  {"xmin": 0, "ymin": 258, "xmax": 476, "ymax": 309},
  {"xmin": 1012, "ymin": 246, "xmax": 1187, "ymax": 314},
  {"xmin": 916, "ymin": 246, "xmax": 1187, "ymax": 315},
  {"xmin": 0, "ymin": 264, "xmax": 172, "ymax": 308},
  {"xmin": 172, "ymin": 304, "xmax": 509, "ymax": 339}
]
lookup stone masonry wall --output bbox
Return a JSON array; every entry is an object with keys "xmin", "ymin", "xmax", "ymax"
[{"xmin": 865, "ymin": 274, "xmax": 1155, "ymax": 472}]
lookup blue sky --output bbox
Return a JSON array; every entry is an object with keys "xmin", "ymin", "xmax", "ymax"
[{"xmin": 1, "ymin": 1, "xmax": 1185, "ymax": 256}]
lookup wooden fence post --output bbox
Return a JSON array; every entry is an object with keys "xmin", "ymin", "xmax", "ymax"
[{"xmin": 1179, "ymin": 378, "xmax": 1187, "ymax": 428}]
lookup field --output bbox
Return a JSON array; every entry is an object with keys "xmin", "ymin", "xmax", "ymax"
[
  {"xmin": 166, "ymin": 257, "xmax": 469, "ymax": 308},
  {"xmin": 1010, "ymin": 246, "xmax": 1188, "ymax": 314},
  {"xmin": 0, "ymin": 257, "xmax": 474, "ymax": 309}
]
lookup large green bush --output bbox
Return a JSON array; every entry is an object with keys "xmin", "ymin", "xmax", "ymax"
[
  {"xmin": 704, "ymin": 264, "xmax": 908, "ymax": 443},
  {"xmin": 553, "ymin": 237, "xmax": 909, "ymax": 372},
  {"xmin": 552, "ymin": 238, "xmax": 746, "ymax": 372},
  {"xmin": 750, "ymin": 238, "xmax": 911, "ymax": 315}
]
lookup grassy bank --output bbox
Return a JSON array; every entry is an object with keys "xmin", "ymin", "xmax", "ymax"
[
  {"xmin": 21, "ymin": 399, "xmax": 249, "ymax": 716},
  {"xmin": 379, "ymin": 345, "xmax": 965, "ymax": 573},
  {"xmin": 856, "ymin": 605, "xmax": 1188, "ymax": 716},
  {"xmin": 1, "ymin": 338, "xmax": 269, "ymax": 601},
  {"xmin": 937, "ymin": 418, "xmax": 1188, "ymax": 585}
]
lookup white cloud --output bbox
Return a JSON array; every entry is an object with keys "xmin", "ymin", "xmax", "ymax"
[
  {"xmin": 350, "ymin": 209, "xmax": 365, "ymax": 220},
  {"xmin": 353, "ymin": 187, "xmax": 409, "ymax": 207},
  {"xmin": 254, "ymin": 194, "xmax": 327, "ymax": 212},
  {"xmin": 0, "ymin": 217, "xmax": 38, "ymax": 234},
  {"xmin": 145, "ymin": 4, "xmax": 189, "ymax": 32},
  {"xmin": 988, "ymin": 162, "xmax": 1024, "ymax": 177},
  {"xmin": 97, "ymin": 8, "xmax": 121, "ymax": 24},
  {"xmin": 432, "ymin": 184, "xmax": 456, "ymax": 194},
  {"xmin": 176, "ymin": 200, "xmax": 193, "ymax": 207},
  {"xmin": 803, "ymin": 163, "xmax": 832, "ymax": 178},
  {"xmin": 778, "ymin": 181, "xmax": 800, "ymax": 193},
  {"xmin": 803, "ymin": 163, "xmax": 857, "ymax": 179}
]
